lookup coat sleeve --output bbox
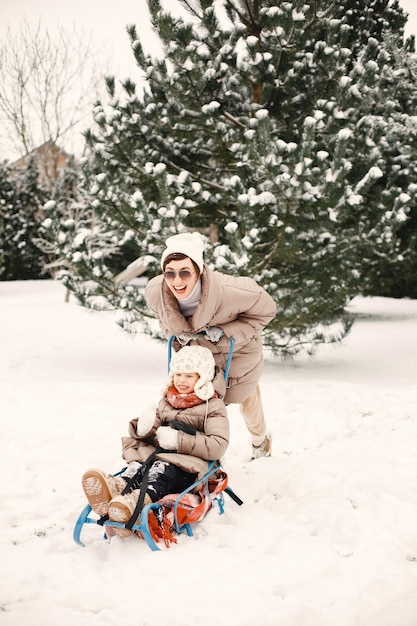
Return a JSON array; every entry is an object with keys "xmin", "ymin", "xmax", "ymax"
[
  {"xmin": 176, "ymin": 398, "xmax": 229, "ymax": 461},
  {"xmin": 216, "ymin": 279, "xmax": 276, "ymax": 343}
]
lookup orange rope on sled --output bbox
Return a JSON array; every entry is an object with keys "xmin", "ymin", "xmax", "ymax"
[{"xmin": 141, "ymin": 470, "xmax": 228, "ymax": 548}]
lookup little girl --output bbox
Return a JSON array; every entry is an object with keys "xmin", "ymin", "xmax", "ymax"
[{"xmin": 82, "ymin": 345, "xmax": 229, "ymax": 537}]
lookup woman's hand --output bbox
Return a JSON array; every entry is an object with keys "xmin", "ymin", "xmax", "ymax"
[{"xmin": 204, "ymin": 326, "xmax": 224, "ymax": 342}]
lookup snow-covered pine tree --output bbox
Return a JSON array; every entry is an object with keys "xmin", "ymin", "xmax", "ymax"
[
  {"xmin": 37, "ymin": 156, "xmax": 85, "ymax": 279},
  {"xmin": 0, "ymin": 162, "xmax": 9, "ymax": 278},
  {"xmin": 0, "ymin": 157, "xmax": 48, "ymax": 280},
  {"xmin": 329, "ymin": 0, "xmax": 417, "ymax": 299},
  {"xmin": 44, "ymin": 0, "xmax": 417, "ymax": 354}
]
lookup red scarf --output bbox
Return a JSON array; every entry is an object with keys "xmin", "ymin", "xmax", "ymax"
[{"xmin": 166, "ymin": 386, "xmax": 216, "ymax": 409}]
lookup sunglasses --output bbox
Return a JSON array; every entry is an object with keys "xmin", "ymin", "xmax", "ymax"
[{"xmin": 164, "ymin": 269, "xmax": 195, "ymax": 281}]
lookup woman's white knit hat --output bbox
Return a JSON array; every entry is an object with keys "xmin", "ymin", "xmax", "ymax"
[
  {"xmin": 168, "ymin": 345, "xmax": 215, "ymax": 400},
  {"xmin": 161, "ymin": 232, "xmax": 205, "ymax": 273}
]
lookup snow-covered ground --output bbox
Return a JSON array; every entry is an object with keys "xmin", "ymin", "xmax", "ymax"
[{"xmin": 1, "ymin": 280, "xmax": 417, "ymax": 626}]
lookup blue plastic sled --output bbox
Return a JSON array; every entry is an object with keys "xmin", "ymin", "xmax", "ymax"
[{"xmin": 73, "ymin": 461, "xmax": 232, "ymax": 550}]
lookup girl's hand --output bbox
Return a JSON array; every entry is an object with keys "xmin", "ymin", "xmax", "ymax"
[
  {"xmin": 136, "ymin": 405, "xmax": 156, "ymax": 436},
  {"xmin": 156, "ymin": 426, "xmax": 179, "ymax": 450}
]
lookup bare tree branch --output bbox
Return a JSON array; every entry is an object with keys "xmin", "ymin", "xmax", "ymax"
[{"xmin": 0, "ymin": 19, "xmax": 108, "ymax": 160}]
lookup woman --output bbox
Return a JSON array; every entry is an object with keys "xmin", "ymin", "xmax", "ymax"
[{"xmin": 145, "ymin": 232, "xmax": 277, "ymax": 459}]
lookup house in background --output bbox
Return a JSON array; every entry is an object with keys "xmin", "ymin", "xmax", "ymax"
[{"xmin": 12, "ymin": 140, "xmax": 71, "ymax": 186}]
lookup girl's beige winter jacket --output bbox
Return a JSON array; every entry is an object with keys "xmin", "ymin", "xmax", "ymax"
[
  {"xmin": 145, "ymin": 266, "xmax": 277, "ymax": 403},
  {"xmin": 121, "ymin": 369, "xmax": 229, "ymax": 480}
]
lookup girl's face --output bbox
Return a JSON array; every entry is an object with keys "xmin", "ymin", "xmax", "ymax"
[
  {"xmin": 173, "ymin": 372, "xmax": 200, "ymax": 394},
  {"xmin": 163, "ymin": 258, "xmax": 199, "ymax": 300}
]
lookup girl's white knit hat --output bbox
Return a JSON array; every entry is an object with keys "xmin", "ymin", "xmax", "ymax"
[
  {"xmin": 168, "ymin": 346, "xmax": 215, "ymax": 400},
  {"xmin": 161, "ymin": 232, "xmax": 205, "ymax": 273}
]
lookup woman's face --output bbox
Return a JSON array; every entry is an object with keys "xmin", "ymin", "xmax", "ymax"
[{"xmin": 163, "ymin": 257, "xmax": 199, "ymax": 300}]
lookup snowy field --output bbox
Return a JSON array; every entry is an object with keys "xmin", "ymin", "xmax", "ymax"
[{"xmin": 1, "ymin": 279, "xmax": 417, "ymax": 626}]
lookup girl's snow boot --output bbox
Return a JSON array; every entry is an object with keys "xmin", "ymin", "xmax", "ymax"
[
  {"xmin": 82, "ymin": 469, "xmax": 127, "ymax": 517},
  {"xmin": 108, "ymin": 491, "xmax": 153, "ymax": 537}
]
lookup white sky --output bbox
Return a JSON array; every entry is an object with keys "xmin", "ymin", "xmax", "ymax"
[
  {"xmin": 2, "ymin": 0, "xmax": 416, "ymax": 80},
  {"xmin": 1, "ymin": 0, "xmax": 161, "ymax": 80},
  {"xmin": 1, "ymin": 0, "xmax": 416, "ymax": 159}
]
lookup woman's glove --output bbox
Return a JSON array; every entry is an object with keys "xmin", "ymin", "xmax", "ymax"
[
  {"xmin": 136, "ymin": 404, "xmax": 156, "ymax": 436},
  {"xmin": 156, "ymin": 426, "xmax": 179, "ymax": 450},
  {"xmin": 176, "ymin": 332, "xmax": 199, "ymax": 346},
  {"xmin": 205, "ymin": 326, "xmax": 224, "ymax": 342}
]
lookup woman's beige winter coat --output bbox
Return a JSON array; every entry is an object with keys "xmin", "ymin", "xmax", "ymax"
[
  {"xmin": 145, "ymin": 266, "xmax": 277, "ymax": 403},
  {"xmin": 121, "ymin": 369, "xmax": 229, "ymax": 480}
]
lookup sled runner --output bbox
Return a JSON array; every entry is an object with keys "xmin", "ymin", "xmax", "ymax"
[{"xmin": 73, "ymin": 336, "xmax": 241, "ymax": 550}]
